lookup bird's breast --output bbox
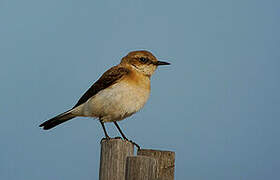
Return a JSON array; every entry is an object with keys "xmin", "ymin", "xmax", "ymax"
[{"xmin": 82, "ymin": 77, "xmax": 150, "ymax": 122}]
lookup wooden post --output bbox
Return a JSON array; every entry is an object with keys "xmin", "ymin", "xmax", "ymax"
[
  {"xmin": 125, "ymin": 156, "xmax": 158, "ymax": 180},
  {"xmin": 137, "ymin": 149, "xmax": 175, "ymax": 180},
  {"xmin": 99, "ymin": 138, "xmax": 134, "ymax": 180}
]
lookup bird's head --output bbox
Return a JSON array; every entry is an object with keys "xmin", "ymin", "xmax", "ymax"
[{"xmin": 120, "ymin": 50, "xmax": 170, "ymax": 77}]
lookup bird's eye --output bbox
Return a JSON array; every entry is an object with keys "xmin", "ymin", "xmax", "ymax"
[{"xmin": 139, "ymin": 57, "xmax": 149, "ymax": 63}]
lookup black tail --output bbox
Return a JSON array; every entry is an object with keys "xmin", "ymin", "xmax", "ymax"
[{"xmin": 39, "ymin": 110, "xmax": 76, "ymax": 130}]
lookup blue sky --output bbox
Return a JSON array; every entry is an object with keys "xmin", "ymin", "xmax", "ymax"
[{"xmin": 1, "ymin": 0, "xmax": 280, "ymax": 179}]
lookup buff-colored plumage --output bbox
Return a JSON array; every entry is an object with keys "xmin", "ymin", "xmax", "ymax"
[
  {"xmin": 74, "ymin": 65, "xmax": 151, "ymax": 122},
  {"xmin": 39, "ymin": 50, "xmax": 170, "ymax": 142}
]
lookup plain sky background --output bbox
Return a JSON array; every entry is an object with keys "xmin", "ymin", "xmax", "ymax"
[{"xmin": 1, "ymin": 0, "xmax": 280, "ymax": 179}]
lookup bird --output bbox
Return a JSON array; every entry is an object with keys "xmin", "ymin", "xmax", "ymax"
[{"xmin": 39, "ymin": 50, "xmax": 170, "ymax": 147}]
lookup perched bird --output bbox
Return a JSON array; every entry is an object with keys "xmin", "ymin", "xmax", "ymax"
[{"xmin": 39, "ymin": 50, "xmax": 170, "ymax": 146}]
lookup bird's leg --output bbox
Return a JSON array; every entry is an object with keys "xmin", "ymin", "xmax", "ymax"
[
  {"xmin": 100, "ymin": 121, "xmax": 110, "ymax": 140},
  {"xmin": 113, "ymin": 121, "xmax": 140, "ymax": 150},
  {"xmin": 113, "ymin": 121, "xmax": 128, "ymax": 140}
]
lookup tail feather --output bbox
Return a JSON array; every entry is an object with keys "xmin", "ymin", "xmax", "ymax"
[{"xmin": 39, "ymin": 110, "xmax": 76, "ymax": 130}]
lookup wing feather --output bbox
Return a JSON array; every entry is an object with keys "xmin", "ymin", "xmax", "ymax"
[{"xmin": 73, "ymin": 66, "xmax": 130, "ymax": 108}]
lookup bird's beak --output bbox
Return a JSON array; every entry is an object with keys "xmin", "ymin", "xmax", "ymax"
[{"xmin": 155, "ymin": 61, "xmax": 171, "ymax": 66}]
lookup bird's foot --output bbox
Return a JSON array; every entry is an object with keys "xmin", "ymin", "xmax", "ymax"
[
  {"xmin": 113, "ymin": 136, "xmax": 122, "ymax": 139},
  {"xmin": 100, "ymin": 135, "xmax": 112, "ymax": 143},
  {"xmin": 100, "ymin": 136, "xmax": 140, "ymax": 149},
  {"xmin": 124, "ymin": 138, "xmax": 141, "ymax": 150}
]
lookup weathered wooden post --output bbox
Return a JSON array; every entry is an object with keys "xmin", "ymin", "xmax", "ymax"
[
  {"xmin": 125, "ymin": 156, "xmax": 158, "ymax": 180},
  {"xmin": 137, "ymin": 149, "xmax": 175, "ymax": 180},
  {"xmin": 98, "ymin": 138, "xmax": 175, "ymax": 180},
  {"xmin": 99, "ymin": 138, "xmax": 134, "ymax": 180}
]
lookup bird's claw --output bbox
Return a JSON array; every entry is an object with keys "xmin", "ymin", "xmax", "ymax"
[
  {"xmin": 113, "ymin": 136, "xmax": 122, "ymax": 139},
  {"xmin": 126, "ymin": 139, "xmax": 141, "ymax": 150},
  {"xmin": 100, "ymin": 136, "xmax": 140, "ymax": 150},
  {"xmin": 100, "ymin": 136, "xmax": 111, "ymax": 143}
]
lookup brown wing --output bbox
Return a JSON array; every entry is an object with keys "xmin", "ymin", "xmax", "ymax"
[{"xmin": 72, "ymin": 66, "xmax": 130, "ymax": 108}]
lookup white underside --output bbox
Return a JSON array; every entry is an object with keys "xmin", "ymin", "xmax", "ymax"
[{"xmin": 72, "ymin": 81, "xmax": 150, "ymax": 122}]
